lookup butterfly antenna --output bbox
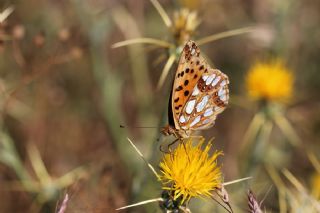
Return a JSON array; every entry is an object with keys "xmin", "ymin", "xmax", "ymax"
[
  {"xmin": 121, "ymin": 124, "xmax": 161, "ymax": 141},
  {"xmin": 120, "ymin": 124, "xmax": 158, "ymax": 129}
]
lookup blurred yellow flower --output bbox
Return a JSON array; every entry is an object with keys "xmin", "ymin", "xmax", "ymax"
[
  {"xmin": 311, "ymin": 173, "xmax": 320, "ymax": 200},
  {"xmin": 171, "ymin": 8, "xmax": 200, "ymax": 45},
  {"xmin": 159, "ymin": 138, "xmax": 223, "ymax": 203},
  {"xmin": 178, "ymin": 0, "xmax": 202, "ymax": 10},
  {"xmin": 246, "ymin": 60, "xmax": 294, "ymax": 102}
]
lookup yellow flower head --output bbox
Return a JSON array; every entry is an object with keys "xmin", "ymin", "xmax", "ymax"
[
  {"xmin": 246, "ymin": 60, "xmax": 294, "ymax": 102},
  {"xmin": 159, "ymin": 139, "xmax": 223, "ymax": 203},
  {"xmin": 311, "ymin": 173, "xmax": 320, "ymax": 200}
]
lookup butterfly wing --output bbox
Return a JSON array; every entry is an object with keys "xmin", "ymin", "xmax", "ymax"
[
  {"xmin": 171, "ymin": 41, "xmax": 229, "ymax": 134},
  {"xmin": 183, "ymin": 69, "xmax": 229, "ymax": 131},
  {"xmin": 170, "ymin": 41, "xmax": 206, "ymax": 131}
]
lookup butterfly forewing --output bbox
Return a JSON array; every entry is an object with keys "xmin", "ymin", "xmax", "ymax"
[
  {"xmin": 171, "ymin": 41, "xmax": 207, "ymax": 130},
  {"xmin": 171, "ymin": 42, "xmax": 202, "ymax": 123},
  {"xmin": 170, "ymin": 41, "xmax": 229, "ymax": 136}
]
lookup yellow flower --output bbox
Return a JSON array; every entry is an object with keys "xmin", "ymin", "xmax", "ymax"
[
  {"xmin": 159, "ymin": 138, "xmax": 223, "ymax": 203},
  {"xmin": 311, "ymin": 173, "xmax": 320, "ymax": 200},
  {"xmin": 246, "ymin": 60, "xmax": 294, "ymax": 102}
]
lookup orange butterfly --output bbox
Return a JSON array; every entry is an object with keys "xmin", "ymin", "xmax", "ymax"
[{"xmin": 161, "ymin": 40, "xmax": 229, "ymax": 139}]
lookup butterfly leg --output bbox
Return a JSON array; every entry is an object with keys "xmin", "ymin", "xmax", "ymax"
[
  {"xmin": 159, "ymin": 144, "xmax": 169, "ymax": 154},
  {"xmin": 180, "ymin": 139, "xmax": 191, "ymax": 163},
  {"xmin": 167, "ymin": 130, "xmax": 185, "ymax": 153},
  {"xmin": 159, "ymin": 138, "xmax": 179, "ymax": 154},
  {"xmin": 167, "ymin": 138, "xmax": 179, "ymax": 152}
]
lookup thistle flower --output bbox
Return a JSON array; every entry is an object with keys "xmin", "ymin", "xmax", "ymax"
[
  {"xmin": 246, "ymin": 60, "xmax": 294, "ymax": 102},
  {"xmin": 159, "ymin": 138, "xmax": 223, "ymax": 204},
  {"xmin": 171, "ymin": 8, "xmax": 200, "ymax": 46},
  {"xmin": 117, "ymin": 138, "xmax": 251, "ymax": 212}
]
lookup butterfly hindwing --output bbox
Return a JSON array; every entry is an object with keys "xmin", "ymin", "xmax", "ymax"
[{"xmin": 180, "ymin": 69, "xmax": 229, "ymax": 131}]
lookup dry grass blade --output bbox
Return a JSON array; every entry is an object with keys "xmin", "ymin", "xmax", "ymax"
[
  {"xmin": 196, "ymin": 26, "xmax": 256, "ymax": 46},
  {"xmin": 126, "ymin": 138, "xmax": 160, "ymax": 179},
  {"xmin": 215, "ymin": 186, "xmax": 233, "ymax": 213},
  {"xmin": 149, "ymin": 0, "xmax": 172, "ymax": 27},
  {"xmin": 259, "ymin": 120, "xmax": 273, "ymax": 146},
  {"xmin": 248, "ymin": 190, "xmax": 263, "ymax": 213},
  {"xmin": 116, "ymin": 197, "xmax": 163, "ymax": 210},
  {"xmin": 210, "ymin": 194, "xmax": 232, "ymax": 213},
  {"xmin": 282, "ymin": 169, "xmax": 320, "ymax": 211},
  {"xmin": 307, "ymin": 151, "xmax": 320, "ymax": 173},
  {"xmin": 111, "ymin": 38, "xmax": 173, "ymax": 48},
  {"xmin": 266, "ymin": 165, "xmax": 287, "ymax": 213},
  {"xmin": 0, "ymin": 6, "xmax": 14, "ymax": 23},
  {"xmin": 55, "ymin": 166, "xmax": 87, "ymax": 187},
  {"xmin": 241, "ymin": 112, "xmax": 265, "ymax": 151},
  {"xmin": 282, "ymin": 169, "xmax": 305, "ymax": 193},
  {"xmin": 223, "ymin": 177, "xmax": 252, "ymax": 186},
  {"xmin": 179, "ymin": 206, "xmax": 192, "ymax": 213},
  {"xmin": 273, "ymin": 114, "xmax": 301, "ymax": 147},
  {"xmin": 27, "ymin": 143, "xmax": 51, "ymax": 184},
  {"xmin": 157, "ymin": 53, "xmax": 176, "ymax": 90}
]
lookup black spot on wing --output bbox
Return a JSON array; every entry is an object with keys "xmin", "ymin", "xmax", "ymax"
[{"xmin": 176, "ymin": 85, "xmax": 183, "ymax": 91}]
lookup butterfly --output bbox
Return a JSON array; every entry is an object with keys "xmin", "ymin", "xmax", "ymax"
[{"xmin": 161, "ymin": 40, "xmax": 229, "ymax": 139}]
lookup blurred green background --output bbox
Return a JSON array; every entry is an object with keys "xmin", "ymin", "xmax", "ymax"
[{"xmin": 0, "ymin": 0, "xmax": 320, "ymax": 212}]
